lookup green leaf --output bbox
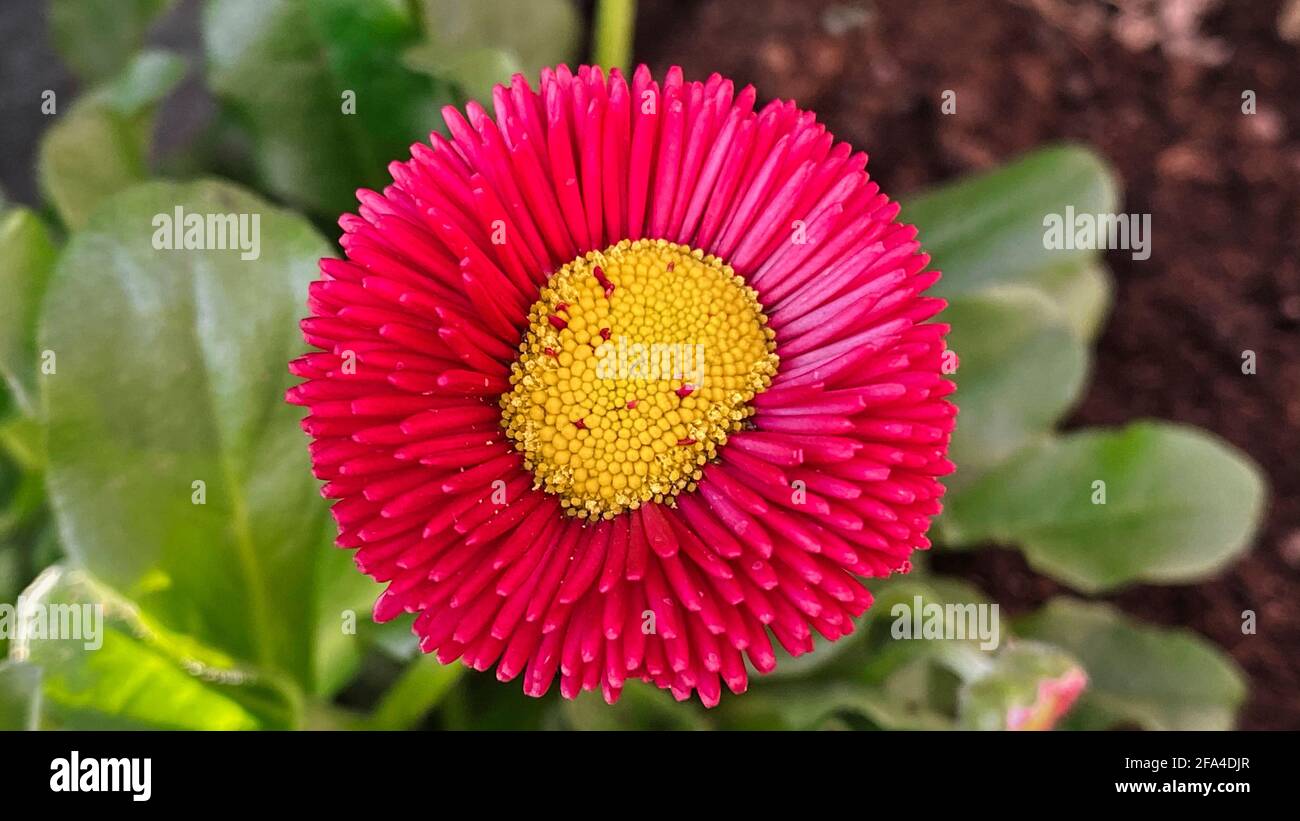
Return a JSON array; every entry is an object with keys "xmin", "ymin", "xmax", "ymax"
[
  {"xmin": 31, "ymin": 523, "xmax": 65, "ymax": 571},
  {"xmin": 943, "ymin": 286, "xmax": 1088, "ymax": 486},
  {"xmin": 857, "ymin": 576, "xmax": 1003, "ymax": 685},
  {"xmin": 0, "ymin": 414, "xmax": 46, "ymax": 475},
  {"xmin": 1037, "ymin": 262, "xmax": 1113, "ymax": 342},
  {"xmin": 758, "ymin": 574, "xmax": 992, "ymax": 684},
  {"xmin": 49, "ymin": 0, "xmax": 177, "ymax": 82},
  {"xmin": 0, "ymin": 546, "xmax": 19, "ymax": 614},
  {"xmin": 0, "ymin": 418, "xmax": 50, "ymax": 596},
  {"xmin": 38, "ymin": 50, "xmax": 187, "ymax": 230},
  {"xmin": 416, "ymin": 0, "xmax": 580, "ymax": 87},
  {"xmin": 904, "ymin": 145, "xmax": 1119, "ymax": 300},
  {"xmin": 943, "ymin": 422, "xmax": 1266, "ymax": 591},
  {"xmin": 204, "ymin": 0, "xmax": 452, "ymax": 215},
  {"xmin": 0, "ymin": 661, "xmax": 43, "ymax": 730},
  {"xmin": 1016, "ymin": 598, "xmax": 1247, "ymax": 730},
  {"xmin": 771, "ymin": 579, "xmax": 1083, "ymax": 731},
  {"xmin": 98, "ymin": 49, "xmax": 189, "ymax": 114},
  {"xmin": 958, "ymin": 641, "xmax": 1086, "ymax": 730},
  {"xmin": 404, "ymin": 44, "xmax": 521, "ymax": 105},
  {"xmin": 9, "ymin": 566, "xmax": 296, "ymax": 729},
  {"xmin": 718, "ymin": 680, "xmax": 954, "ymax": 730},
  {"xmin": 40, "ymin": 179, "xmax": 335, "ymax": 690},
  {"xmin": 369, "ymin": 656, "xmax": 464, "ymax": 730},
  {"xmin": 0, "ymin": 209, "xmax": 58, "ymax": 417},
  {"xmin": 312, "ymin": 534, "xmax": 382, "ymax": 698},
  {"xmin": 0, "ymin": 451, "xmax": 46, "ymax": 543}
]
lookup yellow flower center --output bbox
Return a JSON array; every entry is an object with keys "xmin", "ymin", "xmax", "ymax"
[{"xmin": 501, "ymin": 239, "xmax": 778, "ymax": 519}]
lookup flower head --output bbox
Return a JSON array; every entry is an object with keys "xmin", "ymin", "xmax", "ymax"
[{"xmin": 288, "ymin": 64, "xmax": 955, "ymax": 706}]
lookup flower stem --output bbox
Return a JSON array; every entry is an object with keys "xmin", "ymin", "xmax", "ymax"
[{"xmin": 592, "ymin": 0, "xmax": 637, "ymax": 72}]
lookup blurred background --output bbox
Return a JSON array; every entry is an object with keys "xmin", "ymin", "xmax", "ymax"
[{"xmin": 0, "ymin": 0, "xmax": 1295, "ymax": 730}]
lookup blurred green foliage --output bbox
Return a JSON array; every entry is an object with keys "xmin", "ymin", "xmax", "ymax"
[
  {"xmin": 39, "ymin": 50, "xmax": 187, "ymax": 230},
  {"xmin": 0, "ymin": 0, "xmax": 1263, "ymax": 730},
  {"xmin": 48, "ymin": 0, "xmax": 177, "ymax": 84}
]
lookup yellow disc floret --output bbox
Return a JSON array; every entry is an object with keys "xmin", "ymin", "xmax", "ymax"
[{"xmin": 500, "ymin": 238, "xmax": 778, "ymax": 519}]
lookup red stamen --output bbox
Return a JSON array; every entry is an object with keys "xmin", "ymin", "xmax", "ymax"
[{"xmin": 593, "ymin": 266, "xmax": 615, "ymax": 298}]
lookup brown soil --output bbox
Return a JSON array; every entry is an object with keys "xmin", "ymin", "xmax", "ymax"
[{"xmin": 634, "ymin": 0, "xmax": 1300, "ymax": 729}]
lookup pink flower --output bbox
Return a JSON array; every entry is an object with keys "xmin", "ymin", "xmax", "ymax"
[
  {"xmin": 288, "ymin": 64, "xmax": 955, "ymax": 706},
  {"xmin": 1007, "ymin": 667, "xmax": 1089, "ymax": 731}
]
